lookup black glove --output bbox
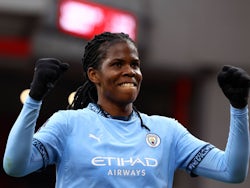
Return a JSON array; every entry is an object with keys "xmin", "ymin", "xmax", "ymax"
[
  {"xmin": 29, "ymin": 58, "xmax": 69, "ymax": 101},
  {"xmin": 217, "ymin": 65, "xmax": 250, "ymax": 109}
]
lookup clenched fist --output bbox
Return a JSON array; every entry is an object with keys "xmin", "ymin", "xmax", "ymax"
[
  {"xmin": 217, "ymin": 65, "xmax": 250, "ymax": 109},
  {"xmin": 29, "ymin": 58, "xmax": 69, "ymax": 101}
]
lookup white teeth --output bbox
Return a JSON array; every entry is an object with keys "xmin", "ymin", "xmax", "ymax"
[{"xmin": 120, "ymin": 83, "xmax": 135, "ymax": 87}]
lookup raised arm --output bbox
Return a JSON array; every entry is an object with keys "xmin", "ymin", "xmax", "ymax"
[
  {"xmin": 3, "ymin": 58, "xmax": 69, "ymax": 177},
  {"xmin": 194, "ymin": 65, "xmax": 250, "ymax": 182}
]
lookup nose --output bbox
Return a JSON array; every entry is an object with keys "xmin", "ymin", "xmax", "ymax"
[{"xmin": 123, "ymin": 65, "xmax": 136, "ymax": 77}]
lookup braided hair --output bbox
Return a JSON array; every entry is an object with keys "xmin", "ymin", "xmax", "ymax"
[{"xmin": 67, "ymin": 32, "xmax": 150, "ymax": 131}]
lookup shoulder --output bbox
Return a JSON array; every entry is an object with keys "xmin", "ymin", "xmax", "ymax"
[
  {"xmin": 43, "ymin": 108, "xmax": 96, "ymax": 129},
  {"xmin": 140, "ymin": 113, "xmax": 188, "ymax": 135},
  {"xmin": 140, "ymin": 113, "xmax": 179, "ymax": 126},
  {"xmin": 37, "ymin": 108, "xmax": 98, "ymax": 134},
  {"xmin": 51, "ymin": 107, "xmax": 95, "ymax": 120}
]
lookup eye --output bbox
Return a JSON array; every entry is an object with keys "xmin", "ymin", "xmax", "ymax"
[
  {"xmin": 131, "ymin": 60, "xmax": 140, "ymax": 68},
  {"xmin": 112, "ymin": 61, "xmax": 123, "ymax": 68}
]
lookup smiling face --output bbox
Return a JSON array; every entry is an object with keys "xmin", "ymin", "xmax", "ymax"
[{"xmin": 88, "ymin": 40, "xmax": 142, "ymax": 113}]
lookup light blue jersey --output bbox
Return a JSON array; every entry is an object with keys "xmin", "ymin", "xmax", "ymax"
[
  {"xmin": 33, "ymin": 103, "xmax": 210, "ymax": 187},
  {"xmin": 3, "ymin": 96, "xmax": 249, "ymax": 188}
]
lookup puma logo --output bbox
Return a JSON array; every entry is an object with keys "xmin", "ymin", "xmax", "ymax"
[{"xmin": 89, "ymin": 133, "xmax": 101, "ymax": 142}]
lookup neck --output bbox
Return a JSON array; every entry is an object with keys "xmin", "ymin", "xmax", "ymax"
[{"xmin": 97, "ymin": 102, "xmax": 133, "ymax": 117}]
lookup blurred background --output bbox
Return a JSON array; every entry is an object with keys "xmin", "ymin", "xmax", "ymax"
[{"xmin": 0, "ymin": 0, "xmax": 250, "ymax": 187}]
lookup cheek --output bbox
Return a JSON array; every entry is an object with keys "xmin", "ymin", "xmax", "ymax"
[
  {"xmin": 104, "ymin": 73, "xmax": 119, "ymax": 86},
  {"xmin": 108, "ymin": 69, "xmax": 123, "ymax": 81},
  {"xmin": 136, "ymin": 70, "xmax": 143, "ymax": 82}
]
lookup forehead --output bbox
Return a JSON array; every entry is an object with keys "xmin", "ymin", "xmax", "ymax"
[{"xmin": 104, "ymin": 41, "xmax": 139, "ymax": 58}]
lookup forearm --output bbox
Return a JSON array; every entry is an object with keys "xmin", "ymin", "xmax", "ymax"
[
  {"xmin": 194, "ymin": 106, "xmax": 249, "ymax": 183},
  {"xmin": 225, "ymin": 106, "xmax": 249, "ymax": 181},
  {"xmin": 3, "ymin": 96, "xmax": 43, "ymax": 177}
]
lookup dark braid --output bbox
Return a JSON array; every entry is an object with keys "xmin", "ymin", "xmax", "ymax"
[
  {"xmin": 67, "ymin": 81, "xmax": 97, "ymax": 109},
  {"xmin": 67, "ymin": 32, "xmax": 150, "ymax": 131},
  {"xmin": 133, "ymin": 106, "xmax": 151, "ymax": 131}
]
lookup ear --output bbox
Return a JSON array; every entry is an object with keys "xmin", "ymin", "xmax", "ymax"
[{"xmin": 87, "ymin": 67, "xmax": 100, "ymax": 84}]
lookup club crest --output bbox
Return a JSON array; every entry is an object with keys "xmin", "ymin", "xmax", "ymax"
[{"xmin": 146, "ymin": 133, "xmax": 161, "ymax": 148}]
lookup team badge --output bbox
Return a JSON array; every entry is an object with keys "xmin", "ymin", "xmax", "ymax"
[{"xmin": 146, "ymin": 133, "xmax": 161, "ymax": 148}]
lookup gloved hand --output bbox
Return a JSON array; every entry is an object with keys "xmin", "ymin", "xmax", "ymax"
[
  {"xmin": 217, "ymin": 65, "xmax": 250, "ymax": 109},
  {"xmin": 29, "ymin": 58, "xmax": 69, "ymax": 101}
]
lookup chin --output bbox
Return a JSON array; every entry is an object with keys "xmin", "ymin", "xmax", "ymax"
[{"xmin": 120, "ymin": 95, "xmax": 138, "ymax": 105}]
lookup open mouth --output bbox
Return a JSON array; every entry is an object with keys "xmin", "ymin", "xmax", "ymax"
[{"xmin": 119, "ymin": 82, "xmax": 136, "ymax": 87}]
